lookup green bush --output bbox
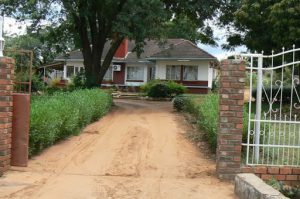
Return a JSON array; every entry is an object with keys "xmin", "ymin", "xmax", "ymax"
[
  {"xmin": 141, "ymin": 80, "xmax": 186, "ymax": 98},
  {"xmin": 165, "ymin": 81, "xmax": 187, "ymax": 97},
  {"xmin": 29, "ymin": 89, "xmax": 112, "ymax": 156},
  {"xmin": 148, "ymin": 83, "xmax": 169, "ymax": 98},
  {"xmin": 173, "ymin": 96, "xmax": 191, "ymax": 111}
]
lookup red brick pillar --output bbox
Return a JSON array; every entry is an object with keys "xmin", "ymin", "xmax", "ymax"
[
  {"xmin": 0, "ymin": 57, "xmax": 14, "ymax": 176},
  {"xmin": 216, "ymin": 59, "xmax": 246, "ymax": 180}
]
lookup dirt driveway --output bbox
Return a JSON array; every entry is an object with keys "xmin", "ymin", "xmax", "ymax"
[{"xmin": 0, "ymin": 99, "xmax": 236, "ymax": 199}]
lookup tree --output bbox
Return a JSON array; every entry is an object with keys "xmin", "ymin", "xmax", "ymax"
[
  {"xmin": 5, "ymin": 32, "xmax": 64, "ymax": 66},
  {"xmin": 164, "ymin": 15, "xmax": 216, "ymax": 45},
  {"xmin": 2, "ymin": 0, "xmax": 220, "ymax": 87},
  {"xmin": 219, "ymin": 0, "xmax": 300, "ymax": 53}
]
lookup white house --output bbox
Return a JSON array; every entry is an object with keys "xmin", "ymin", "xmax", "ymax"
[{"xmin": 46, "ymin": 39, "xmax": 218, "ymax": 93}]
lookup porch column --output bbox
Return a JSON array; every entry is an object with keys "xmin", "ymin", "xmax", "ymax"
[{"xmin": 63, "ymin": 64, "xmax": 67, "ymax": 79}]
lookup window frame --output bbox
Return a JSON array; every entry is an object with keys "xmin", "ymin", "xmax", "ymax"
[
  {"xmin": 166, "ymin": 65, "xmax": 181, "ymax": 80},
  {"xmin": 183, "ymin": 65, "xmax": 198, "ymax": 81},
  {"xmin": 126, "ymin": 66, "xmax": 144, "ymax": 81},
  {"xmin": 66, "ymin": 65, "xmax": 75, "ymax": 78}
]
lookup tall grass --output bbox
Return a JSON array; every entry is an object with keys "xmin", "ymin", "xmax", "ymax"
[
  {"xmin": 177, "ymin": 93, "xmax": 248, "ymax": 152},
  {"xmin": 29, "ymin": 89, "xmax": 112, "ymax": 156}
]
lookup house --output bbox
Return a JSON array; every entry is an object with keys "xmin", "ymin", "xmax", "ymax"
[{"xmin": 45, "ymin": 39, "xmax": 218, "ymax": 93}]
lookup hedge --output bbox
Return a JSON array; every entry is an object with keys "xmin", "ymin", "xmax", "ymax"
[
  {"xmin": 141, "ymin": 80, "xmax": 187, "ymax": 98},
  {"xmin": 29, "ymin": 89, "xmax": 112, "ymax": 156}
]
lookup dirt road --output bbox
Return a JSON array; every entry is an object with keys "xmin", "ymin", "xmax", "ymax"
[{"xmin": 0, "ymin": 99, "xmax": 236, "ymax": 199}]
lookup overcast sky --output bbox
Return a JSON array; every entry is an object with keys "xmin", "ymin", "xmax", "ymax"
[{"xmin": 3, "ymin": 17, "xmax": 247, "ymax": 60}]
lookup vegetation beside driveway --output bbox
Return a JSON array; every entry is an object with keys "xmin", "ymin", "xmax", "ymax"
[{"xmin": 29, "ymin": 89, "xmax": 112, "ymax": 156}]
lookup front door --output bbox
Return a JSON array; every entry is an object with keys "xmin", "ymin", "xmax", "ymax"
[{"xmin": 148, "ymin": 66, "xmax": 155, "ymax": 81}]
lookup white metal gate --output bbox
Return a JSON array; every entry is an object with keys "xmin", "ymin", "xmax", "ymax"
[{"xmin": 241, "ymin": 46, "xmax": 300, "ymax": 166}]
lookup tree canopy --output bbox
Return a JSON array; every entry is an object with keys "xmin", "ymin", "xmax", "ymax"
[
  {"xmin": 2, "ymin": 0, "xmax": 221, "ymax": 87},
  {"xmin": 220, "ymin": 0, "xmax": 300, "ymax": 53}
]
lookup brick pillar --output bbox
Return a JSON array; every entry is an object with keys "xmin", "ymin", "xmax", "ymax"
[
  {"xmin": 216, "ymin": 59, "xmax": 246, "ymax": 180},
  {"xmin": 0, "ymin": 57, "xmax": 14, "ymax": 176}
]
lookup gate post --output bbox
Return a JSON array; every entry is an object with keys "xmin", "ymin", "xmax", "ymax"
[
  {"xmin": 217, "ymin": 59, "xmax": 246, "ymax": 180},
  {"xmin": 0, "ymin": 57, "xmax": 14, "ymax": 176}
]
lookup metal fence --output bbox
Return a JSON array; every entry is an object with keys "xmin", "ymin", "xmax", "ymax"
[
  {"xmin": 4, "ymin": 49, "xmax": 32, "ymax": 94},
  {"xmin": 241, "ymin": 46, "xmax": 300, "ymax": 166}
]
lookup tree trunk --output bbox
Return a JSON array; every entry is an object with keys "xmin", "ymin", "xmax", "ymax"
[{"xmin": 83, "ymin": 36, "xmax": 124, "ymax": 88}]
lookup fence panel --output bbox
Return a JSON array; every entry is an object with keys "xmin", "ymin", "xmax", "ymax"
[{"xmin": 242, "ymin": 46, "xmax": 300, "ymax": 166}]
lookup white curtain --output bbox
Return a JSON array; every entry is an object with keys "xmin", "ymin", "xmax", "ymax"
[
  {"xmin": 183, "ymin": 66, "xmax": 198, "ymax": 81},
  {"xmin": 127, "ymin": 66, "xmax": 144, "ymax": 80},
  {"xmin": 166, "ymin": 65, "xmax": 181, "ymax": 80}
]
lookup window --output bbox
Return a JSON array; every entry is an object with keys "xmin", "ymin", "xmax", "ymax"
[
  {"xmin": 183, "ymin": 65, "xmax": 198, "ymax": 81},
  {"xmin": 66, "ymin": 66, "xmax": 74, "ymax": 78},
  {"xmin": 166, "ymin": 65, "xmax": 181, "ymax": 80},
  {"xmin": 127, "ymin": 66, "xmax": 144, "ymax": 81},
  {"xmin": 104, "ymin": 66, "xmax": 113, "ymax": 80},
  {"xmin": 74, "ymin": 67, "xmax": 80, "ymax": 75}
]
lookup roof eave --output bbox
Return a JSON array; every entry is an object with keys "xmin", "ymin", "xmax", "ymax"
[{"xmin": 146, "ymin": 57, "xmax": 217, "ymax": 61}]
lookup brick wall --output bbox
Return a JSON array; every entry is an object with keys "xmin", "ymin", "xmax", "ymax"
[
  {"xmin": 242, "ymin": 166, "xmax": 300, "ymax": 185},
  {"xmin": 216, "ymin": 59, "xmax": 246, "ymax": 180},
  {"xmin": 0, "ymin": 57, "xmax": 14, "ymax": 176}
]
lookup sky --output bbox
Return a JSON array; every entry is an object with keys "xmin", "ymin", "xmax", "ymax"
[{"xmin": 3, "ymin": 17, "xmax": 247, "ymax": 60}]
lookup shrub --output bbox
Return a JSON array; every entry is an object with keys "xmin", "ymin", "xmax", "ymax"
[
  {"xmin": 141, "ymin": 80, "xmax": 186, "ymax": 98},
  {"xmin": 148, "ymin": 83, "xmax": 169, "ymax": 98},
  {"xmin": 166, "ymin": 81, "xmax": 187, "ymax": 97},
  {"xmin": 173, "ymin": 96, "xmax": 191, "ymax": 111},
  {"xmin": 29, "ymin": 89, "xmax": 112, "ymax": 156},
  {"xmin": 69, "ymin": 71, "xmax": 87, "ymax": 90}
]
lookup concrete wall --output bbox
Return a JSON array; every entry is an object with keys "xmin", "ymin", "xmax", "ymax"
[{"xmin": 235, "ymin": 173, "xmax": 288, "ymax": 199}]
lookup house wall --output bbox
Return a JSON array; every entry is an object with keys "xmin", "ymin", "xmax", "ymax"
[
  {"xmin": 155, "ymin": 60, "xmax": 212, "ymax": 87},
  {"xmin": 112, "ymin": 63, "xmax": 125, "ymax": 84},
  {"xmin": 64, "ymin": 60, "xmax": 84, "ymax": 80}
]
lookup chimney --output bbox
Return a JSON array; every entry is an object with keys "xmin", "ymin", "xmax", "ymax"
[{"xmin": 114, "ymin": 38, "xmax": 128, "ymax": 58}]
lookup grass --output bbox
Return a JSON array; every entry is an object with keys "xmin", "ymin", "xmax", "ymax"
[
  {"xmin": 175, "ymin": 93, "xmax": 300, "ymax": 166},
  {"xmin": 29, "ymin": 89, "xmax": 112, "ymax": 156}
]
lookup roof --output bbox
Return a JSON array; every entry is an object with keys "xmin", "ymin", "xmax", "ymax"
[
  {"xmin": 55, "ymin": 39, "xmax": 216, "ymax": 62},
  {"xmin": 39, "ymin": 61, "xmax": 64, "ymax": 70}
]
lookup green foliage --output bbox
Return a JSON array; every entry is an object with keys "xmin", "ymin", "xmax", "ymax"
[
  {"xmin": 5, "ymin": 32, "xmax": 61, "ymax": 66},
  {"xmin": 166, "ymin": 81, "xmax": 187, "ymax": 97},
  {"xmin": 148, "ymin": 83, "xmax": 169, "ymax": 98},
  {"xmin": 3, "ymin": 0, "xmax": 220, "ymax": 86},
  {"xmin": 14, "ymin": 71, "xmax": 46, "ymax": 93},
  {"xmin": 29, "ymin": 89, "xmax": 112, "ymax": 156},
  {"xmin": 195, "ymin": 94, "xmax": 219, "ymax": 149},
  {"xmin": 221, "ymin": 0, "xmax": 300, "ymax": 52},
  {"xmin": 252, "ymin": 85, "xmax": 300, "ymax": 103},
  {"xmin": 177, "ymin": 93, "xmax": 249, "ymax": 151},
  {"xmin": 68, "ymin": 71, "xmax": 87, "ymax": 90},
  {"xmin": 173, "ymin": 96, "xmax": 191, "ymax": 112},
  {"xmin": 163, "ymin": 15, "xmax": 216, "ymax": 45},
  {"xmin": 141, "ymin": 80, "xmax": 186, "ymax": 98},
  {"xmin": 267, "ymin": 178, "xmax": 300, "ymax": 199}
]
